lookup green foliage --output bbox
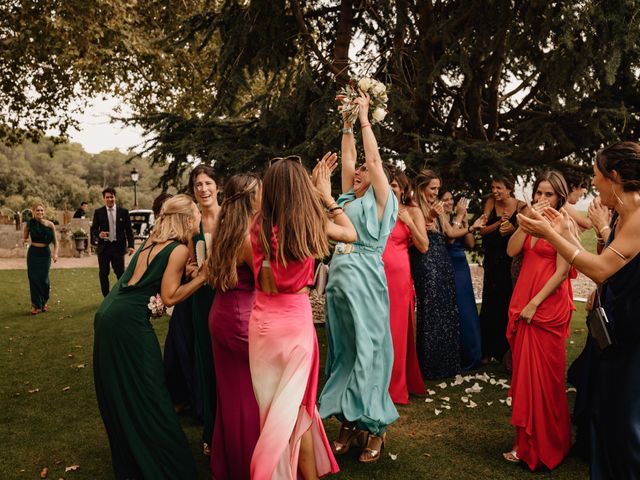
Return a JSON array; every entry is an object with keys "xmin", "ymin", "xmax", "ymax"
[
  {"xmin": 0, "ymin": 139, "xmax": 173, "ymax": 211},
  {"xmin": 2, "ymin": 0, "xmax": 640, "ymax": 192}
]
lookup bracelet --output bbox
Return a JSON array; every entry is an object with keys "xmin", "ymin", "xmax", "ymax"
[
  {"xmin": 328, "ymin": 206, "xmax": 342, "ymax": 212},
  {"xmin": 569, "ymin": 248, "xmax": 581, "ymax": 265},
  {"xmin": 342, "ymin": 127, "xmax": 353, "ymax": 134},
  {"xmin": 599, "ymin": 226, "xmax": 611, "ymax": 237},
  {"xmin": 360, "ymin": 123, "xmax": 372, "ymax": 129}
]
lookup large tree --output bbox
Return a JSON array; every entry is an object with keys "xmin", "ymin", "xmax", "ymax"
[{"xmin": 3, "ymin": 1, "xmax": 640, "ymax": 192}]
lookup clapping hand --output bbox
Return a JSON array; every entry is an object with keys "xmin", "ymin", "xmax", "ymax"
[
  {"xmin": 185, "ymin": 259, "xmax": 199, "ymax": 279},
  {"xmin": 471, "ymin": 213, "xmax": 488, "ymax": 231},
  {"xmin": 312, "ymin": 153, "xmax": 335, "ymax": 203},
  {"xmin": 455, "ymin": 197, "xmax": 468, "ymax": 217},
  {"xmin": 587, "ymin": 197, "xmax": 612, "ymax": 233},
  {"xmin": 499, "ymin": 215, "xmax": 516, "ymax": 236},
  {"xmin": 429, "ymin": 201, "xmax": 445, "ymax": 220},
  {"xmin": 398, "ymin": 207, "xmax": 412, "ymax": 224}
]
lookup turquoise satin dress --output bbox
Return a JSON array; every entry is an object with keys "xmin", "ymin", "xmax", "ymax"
[{"xmin": 319, "ymin": 185, "xmax": 399, "ymax": 435}]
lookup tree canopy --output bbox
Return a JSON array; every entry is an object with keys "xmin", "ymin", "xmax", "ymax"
[{"xmin": 2, "ymin": 1, "xmax": 640, "ymax": 193}]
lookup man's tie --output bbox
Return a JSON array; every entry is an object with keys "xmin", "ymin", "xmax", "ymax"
[{"xmin": 108, "ymin": 208, "xmax": 116, "ymax": 242}]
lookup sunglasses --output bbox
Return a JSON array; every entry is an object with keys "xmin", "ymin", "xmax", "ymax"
[{"xmin": 269, "ymin": 155, "xmax": 302, "ymax": 166}]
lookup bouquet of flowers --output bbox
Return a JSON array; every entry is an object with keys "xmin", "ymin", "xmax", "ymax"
[
  {"xmin": 336, "ymin": 77, "xmax": 389, "ymax": 125},
  {"xmin": 148, "ymin": 294, "xmax": 166, "ymax": 318}
]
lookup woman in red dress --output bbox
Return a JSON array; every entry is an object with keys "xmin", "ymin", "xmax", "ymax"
[
  {"xmin": 383, "ymin": 167, "xmax": 428, "ymax": 404},
  {"xmin": 504, "ymin": 170, "xmax": 577, "ymax": 470}
]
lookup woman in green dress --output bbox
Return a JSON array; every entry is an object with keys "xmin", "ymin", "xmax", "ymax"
[
  {"xmin": 93, "ymin": 194, "xmax": 207, "ymax": 479},
  {"xmin": 188, "ymin": 164, "xmax": 219, "ymax": 455},
  {"xmin": 319, "ymin": 91, "xmax": 399, "ymax": 463},
  {"xmin": 23, "ymin": 203, "xmax": 58, "ymax": 315}
]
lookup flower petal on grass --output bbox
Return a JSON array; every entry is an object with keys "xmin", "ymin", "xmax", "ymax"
[
  {"xmin": 435, "ymin": 409, "xmax": 442, "ymax": 416},
  {"xmin": 437, "ymin": 382, "xmax": 447, "ymax": 389},
  {"xmin": 65, "ymin": 465, "xmax": 80, "ymax": 472},
  {"xmin": 389, "ymin": 453, "xmax": 398, "ymax": 460},
  {"xmin": 425, "ymin": 398, "xmax": 434, "ymax": 403}
]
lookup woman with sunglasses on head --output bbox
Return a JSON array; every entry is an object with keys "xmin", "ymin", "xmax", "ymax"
[
  {"xmin": 318, "ymin": 91, "xmax": 399, "ymax": 463},
  {"xmin": 249, "ymin": 155, "xmax": 354, "ymax": 479},
  {"xmin": 207, "ymin": 174, "xmax": 261, "ymax": 480},
  {"xmin": 518, "ymin": 142, "xmax": 640, "ymax": 479},
  {"xmin": 94, "ymin": 194, "xmax": 206, "ymax": 479},
  {"xmin": 503, "ymin": 171, "xmax": 577, "ymax": 470},
  {"xmin": 188, "ymin": 164, "xmax": 220, "ymax": 455}
]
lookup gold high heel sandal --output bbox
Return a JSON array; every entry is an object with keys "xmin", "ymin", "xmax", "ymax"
[
  {"xmin": 359, "ymin": 433, "xmax": 385, "ymax": 463},
  {"xmin": 332, "ymin": 423, "xmax": 367, "ymax": 455}
]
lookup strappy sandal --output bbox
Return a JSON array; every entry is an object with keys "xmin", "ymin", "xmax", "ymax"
[
  {"xmin": 332, "ymin": 422, "xmax": 367, "ymax": 455},
  {"xmin": 502, "ymin": 450, "xmax": 520, "ymax": 463},
  {"xmin": 30, "ymin": 307, "xmax": 40, "ymax": 315},
  {"xmin": 359, "ymin": 433, "xmax": 385, "ymax": 463},
  {"xmin": 42, "ymin": 304, "xmax": 49, "ymax": 312}
]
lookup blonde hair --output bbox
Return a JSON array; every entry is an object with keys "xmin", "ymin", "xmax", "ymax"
[
  {"xmin": 413, "ymin": 169, "xmax": 440, "ymax": 220},
  {"xmin": 31, "ymin": 202, "xmax": 45, "ymax": 212},
  {"xmin": 258, "ymin": 158, "xmax": 329, "ymax": 265},
  {"xmin": 207, "ymin": 174, "xmax": 261, "ymax": 291},
  {"xmin": 149, "ymin": 194, "xmax": 195, "ymax": 244}
]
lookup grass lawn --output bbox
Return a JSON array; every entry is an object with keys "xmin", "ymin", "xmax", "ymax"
[{"xmin": 1, "ymin": 268, "xmax": 589, "ymax": 479}]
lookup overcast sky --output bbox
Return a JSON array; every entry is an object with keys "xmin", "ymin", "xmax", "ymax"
[{"xmin": 61, "ymin": 96, "xmax": 146, "ymax": 154}]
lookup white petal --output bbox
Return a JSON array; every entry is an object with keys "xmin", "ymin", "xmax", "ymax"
[
  {"xmin": 506, "ymin": 397, "xmax": 513, "ymax": 407},
  {"xmin": 441, "ymin": 396, "xmax": 450, "ymax": 402},
  {"xmin": 461, "ymin": 396, "xmax": 469, "ymax": 403},
  {"xmin": 437, "ymin": 382, "xmax": 447, "ymax": 389},
  {"xmin": 487, "ymin": 401, "xmax": 494, "ymax": 406},
  {"xmin": 424, "ymin": 398, "xmax": 434, "ymax": 403},
  {"xmin": 566, "ymin": 387, "xmax": 577, "ymax": 393},
  {"xmin": 435, "ymin": 409, "xmax": 442, "ymax": 416},
  {"xmin": 389, "ymin": 453, "xmax": 398, "ymax": 460}
]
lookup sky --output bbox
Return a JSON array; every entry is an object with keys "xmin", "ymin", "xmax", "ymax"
[{"xmin": 62, "ymin": 96, "xmax": 146, "ymax": 154}]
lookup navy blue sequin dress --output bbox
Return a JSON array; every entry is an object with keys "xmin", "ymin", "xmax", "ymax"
[{"xmin": 409, "ymin": 223, "xmax": 461, "ymax": 379}]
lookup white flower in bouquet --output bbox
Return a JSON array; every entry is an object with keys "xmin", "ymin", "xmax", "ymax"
[
  {"xmin": 358, "ymin": 77, "xmax": 374, "ymax": 91},
  {"xmin": 372, "ymin": 107, "xmax": 387, "ymax": 123},
  {"xmin": 371, "ymin": 81, "xmax": 386, "ymax": 96},
  {"xmin": 148, "ymin": 294, "xmax": 166, "ymax": 318},
  {"xmin": 337, "ymin": 77, "xmax": 390, "ymax": 126}
]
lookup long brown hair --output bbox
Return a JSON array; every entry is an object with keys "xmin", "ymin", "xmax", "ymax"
[
  {"xmin": 413, "ymin": 169, "xmax": 440, "ymax": 220},
  {"xmin": 532, "ymin": 170, "xmax": 570, "ymax": 209},
  {"xmin": 258, "ymin": 158, "xmax": 329, "ymax": 265},
  {"xmin": 389, "ymin": 165, "xmax": 413, "ymax": 206},
  {"xmin": 207, "ymin": 174, "xmax": 261, "ymax": 291}
]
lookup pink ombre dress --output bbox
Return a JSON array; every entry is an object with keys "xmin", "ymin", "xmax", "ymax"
[{"xmin": 248, "ymin": 221, "xmax": 339, "ymax": 480}]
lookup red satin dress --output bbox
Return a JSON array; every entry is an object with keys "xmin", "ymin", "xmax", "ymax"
[
  {"xmin": 507, "ymin": 235, "xmax": 575, "ymax": 471},
  {"xmin": 382, "ymin": 220, "xmax": 426, "ymax": 404}
]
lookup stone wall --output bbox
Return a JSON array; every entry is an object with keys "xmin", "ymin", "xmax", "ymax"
[{"xmin": 0, "ymin": 219, "xmax": 93, "ymax": 258}]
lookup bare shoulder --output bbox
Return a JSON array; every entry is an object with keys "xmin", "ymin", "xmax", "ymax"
[
  {"xmin": 168, "ymin": 243, "xmax": 189, "ymax": 261},
  {"xmin": 46, "ymin": 220, "xmax": 56, "ymax": 229}
]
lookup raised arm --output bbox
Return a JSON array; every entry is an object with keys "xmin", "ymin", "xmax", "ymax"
[
  {"xmin": 564, "ymin": 202, "xmax": 592, "ymax": 231},
  {"xmin": 341, "ymin": 114, "xmax": 356, "ymax": 194},
  {"xmin": 161, "ymin": 244, "xmax": 208, "ymax": 306},
  {"xmin": 518, "ymin": 207, "xmax": 640, "ymax": 284},
  {"xmin": 353, "ymin": 92, "xmax": 389, "ymax": 216},
  {"xmin": 313, "ymin": 157, "xmax": 357, "ymax": 243}
]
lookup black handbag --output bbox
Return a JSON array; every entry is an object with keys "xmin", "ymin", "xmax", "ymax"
[{"xmin": 586, "ymin": 288, "xmax": 613, "ymax": 351}]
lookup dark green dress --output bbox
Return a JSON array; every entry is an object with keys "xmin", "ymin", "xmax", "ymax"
[
  {"xmin": 93, "ymin": 241, "xmax": 197, "ymax": 480},
  {"xmin": 191, "ymin": 223, "xmax": 216, "ymax": 445},
  {"xmin": 26, "ymin": 219, "xmax": 54, "ymax": 309}
]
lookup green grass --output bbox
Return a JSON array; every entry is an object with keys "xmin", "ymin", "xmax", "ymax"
[{"xmin": 0, "ymin": 268, "xmax": 589, "ymax": 479}]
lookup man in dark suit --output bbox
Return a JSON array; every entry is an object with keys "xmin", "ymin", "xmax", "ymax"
[
  {"xmin": 91, "ymin": 187, "xmax": 135, "ymax": 297},
  {"xmin": 73, "ymin": 201, "xmax": 89, "ymax": 218}
]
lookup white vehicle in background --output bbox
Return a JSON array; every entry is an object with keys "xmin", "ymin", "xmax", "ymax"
[{"xmin": 129, "ymin": 209, "xmax": 155, "ymax": 239}]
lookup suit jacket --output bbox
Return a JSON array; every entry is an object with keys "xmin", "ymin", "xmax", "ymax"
[{"xmin": 91, "ymin": 206, "xmax": 135, "ymax": 255}]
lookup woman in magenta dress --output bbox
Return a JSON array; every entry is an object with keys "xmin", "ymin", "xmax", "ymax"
[
  {"xmin": 504, "ymin": 171, "xmax": 576, "ymax": 470},
  {"xmin": 383, "ymin": 167, "xmax": 428, "ymax": 404},
  {"xmin": 206, "ymin": 174, "xmax": 261, "ymax": 480},
  {"xmin": 249, "ymin": 155, "xmax": 355, "ymax": 479}
]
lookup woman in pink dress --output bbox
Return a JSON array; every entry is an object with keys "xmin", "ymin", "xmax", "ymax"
[
  {"xmin": 249, "ymin": 155, "xmax": 356, "ymax": 479},
  {"xmin": 206, "ymin": 173, "xmax": 261, "ymax": 480},
  {"xmin": 383, "ymin": 167, "xmax": 428, "ymax": 404}
]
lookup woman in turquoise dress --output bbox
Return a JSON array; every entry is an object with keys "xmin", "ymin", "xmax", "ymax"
[
  {"xmin": 319, "ymin": 92, "xmax": 399, "ymax": 463},
  {"xmin": 188, "ymin": 165, "xmax": 219, "ymax": 454},
  {"xmin": 93, "ymin": 194, "xmax": 208, "ymax": 479},
  {"xmin": 23, "ymin": 203, "xmax": 58, "ymax": 315}
]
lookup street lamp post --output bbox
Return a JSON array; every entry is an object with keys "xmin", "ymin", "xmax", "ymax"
[{"xmin": 130, "ymin": 168, "xmax": 140, "ymax": 208}]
